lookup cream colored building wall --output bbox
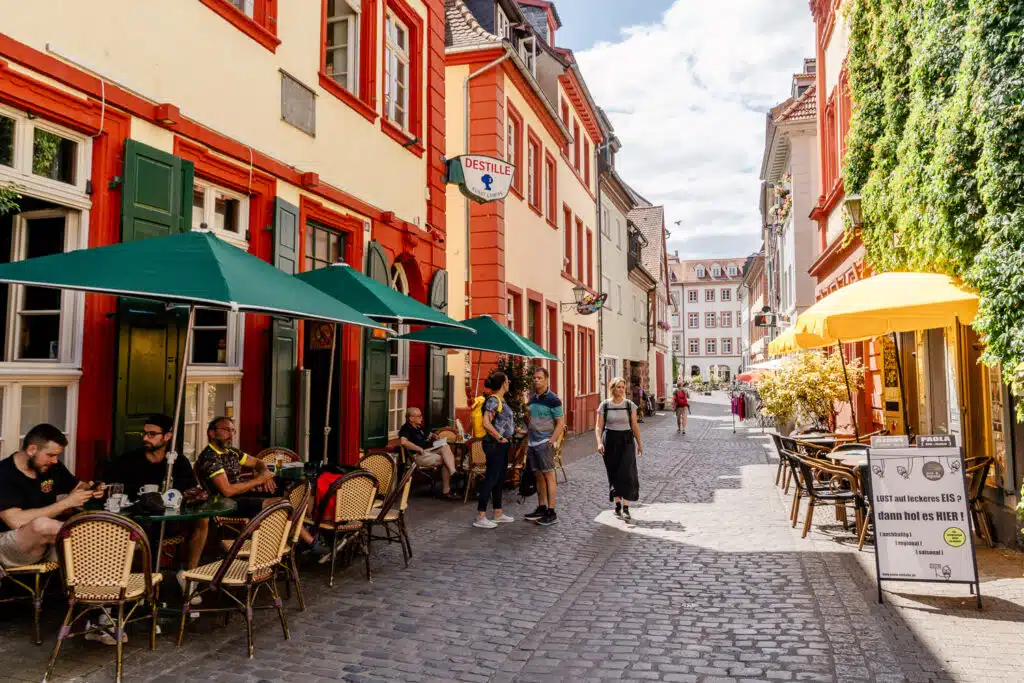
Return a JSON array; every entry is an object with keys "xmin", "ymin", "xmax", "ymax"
[
  {"xmin": 444, "ymin": 65, "xmax": 470, "ymax": 410},
  {"xmin": 5, "ymin": 0, "xmax": 431, "ymax": 226},
  {"xmin": 599, "ymin": 194, "xmax": 631, "ymax": 366},
  {"xmin": 823, "ymin": 12, "xmax": 849, "ymax": 96}
]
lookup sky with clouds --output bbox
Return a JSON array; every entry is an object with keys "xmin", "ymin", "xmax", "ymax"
[{"xmin": 552, "ymin": 0, "xmax": 815, "ymax": 260}]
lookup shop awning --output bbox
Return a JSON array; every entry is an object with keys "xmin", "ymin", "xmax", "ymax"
[
  {"xmin": 398, "ymin": 315, "xmax": 558, "ymax": 361},
  {"xmin": 0, "ymin": 230, "xmax": 386, "ymax": 328},
  {"xmin": 295, "ymin": 263, "xmax": 472, "ymax": 330},
  {"xmin": 793, "ymin": 272, "xmax": 979, "ymax": 344}
]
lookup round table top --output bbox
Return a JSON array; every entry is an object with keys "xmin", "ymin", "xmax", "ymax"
[
  {"xmin": 93, "ymin": 497, "xmax": 239, "ymax": 523},
  {"xmin": 836, "ymin": 455, "xmax": 869, "ymax": 468}
]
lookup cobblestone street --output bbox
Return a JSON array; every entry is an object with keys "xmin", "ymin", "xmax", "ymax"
[{"xmin": 3, "ymin": 396, "xmax": 1024, "ymax": 683}]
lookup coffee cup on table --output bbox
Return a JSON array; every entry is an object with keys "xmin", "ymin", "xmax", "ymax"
[{"xmin": 138, "ymin": 484, "xmax": 159, "ymax": 497}]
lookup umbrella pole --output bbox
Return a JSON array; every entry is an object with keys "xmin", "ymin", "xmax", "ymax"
[
  {"xmin": 322, "ymin": 324, "xmax": 338, "ymax": 466},
  {"xmin": 837, "ymin": 340, "xmax": 860, "ymax": 441},
  {"xmin": 473, "ymin": 350, "xmax": 483, "ymax": 398},
  {"xmin": 160, "ymin": 303, "xmax": 195, "ymax": 574},
  {"xmin": 891, "ymin": 332, "xmax": 913, "ymax": 442}
]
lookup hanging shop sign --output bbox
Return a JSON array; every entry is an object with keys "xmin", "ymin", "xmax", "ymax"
[
  {"xmin": 445, "ymin": 155, "xmax": 515, "ymax": 203},
  {"xmin": 867, "ymin": 434, "xmax": 981, "ymax": 607}
]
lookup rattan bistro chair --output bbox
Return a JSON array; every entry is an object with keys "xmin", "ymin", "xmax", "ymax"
[
  {"xmin": 178, "ymin": 501, "xmax": 293, "ymax": 659},
  {"xmin": 221, "ymin": 481, "xmax": 313, "ymax": 610},
  {"xmin": 965, "ymin": 456, "xmax": 995, "ymax": 547},
  {"xmin": 0, "ymin": 557, "xmax": 58, "ymax": 645},
  {"xmin": 552, "ymin": 433, "xmax": 568, "ymax": 483},
  {"xmin": 44, "ymin": 513, "xmax": 162, "ymax": 683},
  {"xmin": 461, "ymin": 438, "xmax": 487, "ymax": 503},
  {"xmin": 365, "ymin": 465, "xmax": 416, "ymax": 573},
  {"xmin": 315, "ymin": 471, "xmax": 379, "ymax": 586},
  {"xmin": 792, "ymin": 455, "xmax": 861, "ymax": 539},
  {"xmin": 255, "ymin": 447, "xmax": 300, "ymax": 468},
  {"xmin": 359, "ymin": 451, "xmax": 397, "ymax": 500}
]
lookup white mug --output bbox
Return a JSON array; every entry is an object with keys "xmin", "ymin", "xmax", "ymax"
[
  {"xmin": 113, "ymin": 493, "xmax": 130, "ymax": 507},
  {"xmin": 138, "ymin": 484, "xmax": 159, "ymax": 496}
]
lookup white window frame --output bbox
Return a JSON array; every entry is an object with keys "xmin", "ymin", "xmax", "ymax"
[
  {"xmin": 705, "ymin": 312, "xmax": 716, "ymax": 328},
  {"xmin": 722, "ymin": 338, "xmax": 733, "ymax": 354},
  {"xmin": 190, "ymin": 306, "xmax": 245, "ymax": 368},
  {"xmin": 495, "ymin": 5, "xmax": 512, "ymax": 41},
  {"xmin": 688, "ymin": 339, "xmax": 699, "ymax": 355},
  {"xmin": 711, "ymin": 265, "xmax": 722, "ymax": 277},
  {"xmin": 527, "ymin": 139, "xmax": 537, "ymax": 207},
  {"xmin": 192, "ymin": 179, "xmax": 249, "ymax": 250},
  {"xmin": 601, "ymin": 276, "xmax": 611, "ymax": 309},
  {"xmin": 705, "ymin": 289, "xmax": 715, "ymax": 302},
  {"xmin": 706, "ymin": 339, "xmax": 717, "ymax": 355},
  {"xmin": 229, "ymin": 0, "xmax": 255, "ymax": 17},
  {"xmin": 326, "ymin": 0, "xmax": 362, "ymax": 95},
  {"xmin": 506, "ymin": 116, "xmax": 517, "ymax": 165},
  {"xmin": 0, "ymin": 106, "xmax": 93, "ymax": 470},
  {"xmin": 181, "ymin": 374, "xmax": 242, "ymax": 463},
  {"xmin": 687, "ymin": 290, "xmax": 698, "ymax": 303},
  {"xmin": 385, "ymin": 10, "xmax": 412, "ymax": 133},
  {"xmin": 672, "ymin": 336, "xmax": 680, "ymax": 353},
  {"xmin": 721, "ymin": 288, "xmax": 732, "ymax": 302},
  {"xmin": 695, "ymin": 265, "xmax": 706, "ymax": 278},
  {"xmin": 543, "ymin": 157, "xmax": 552, "ymax": 219},
  {"xmin": 688, "ymin": 312, "xmax": 699, "ymax": 329},
  {"xmin": 728, "ymin": 265, "xmax": 738, "ymax": 277},
  {"xmin": 617, "ymin": 285, "xmax": 622, "ymax": 314},
  {"xmin": 520, "ymin": 36, "xmax": 536, "ymax": 77},
  {"xmin": 388, "ymin": 264, "xmax": 410, "ymax": 437},
  {"xmin": 721, "ymin": 312, "xmax": 732, "ymax": 328},
  {"xmin": 601, "ymin": 207, "xmax": 610, "ymax": 238}
]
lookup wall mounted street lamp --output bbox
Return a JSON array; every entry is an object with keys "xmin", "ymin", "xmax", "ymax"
[
  {"xmin": 844, "ymin": 194, "xmax": 863, "ymax": 227},
  {"xmin": 560, "ymin": 284, "xmax": 589, "ymax": 312}
]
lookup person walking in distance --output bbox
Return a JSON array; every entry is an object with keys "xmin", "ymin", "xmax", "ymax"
[
  {"xmin": 673, "ymin": 382, "xmax": 690, "ymax": 434},
  {"xmin": 595, "ymin": 377, "xmax": 644, "ymax": 521},
  {"xmin": 524, "ymin": 367, "xmax": 565, "ymax": 526},
  {"xmin": 473, "ymin": 372, "xmax": 516, "ymax": 529}
]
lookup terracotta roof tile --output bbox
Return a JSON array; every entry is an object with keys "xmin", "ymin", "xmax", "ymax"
[
  {"xmin": 775, "ymin": 85, "xmax": 816, "ymax": 123},
  {"xmin": 445, "ymin": 0, "xmax": 501, "ymax": 50},
  {"xmin": 628, "ymin": 205, "xmax": 665, "ymax": 277}
]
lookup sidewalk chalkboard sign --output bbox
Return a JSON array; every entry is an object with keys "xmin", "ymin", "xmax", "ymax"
[{"xmin": 867, "ymin": 434, "xmax": 981, "ymax": 608}]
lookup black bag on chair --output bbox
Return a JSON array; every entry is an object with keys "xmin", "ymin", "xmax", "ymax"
[{"xmin": 518, "ymin": 465, "xmax": 537, "ymax": 502}]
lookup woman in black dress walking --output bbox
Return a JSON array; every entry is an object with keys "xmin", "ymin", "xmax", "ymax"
[{"xmin": 595, "ymin": 377, "xmax": 644, "ymax": 520}]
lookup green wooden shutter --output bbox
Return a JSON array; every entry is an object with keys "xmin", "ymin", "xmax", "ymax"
[
  {"xmin": 269, "ymin": 198, "xmax": 299, "ymax": 448},
  {"xmin": 121, "ymin": 139, "xmax": 192, "ymax": 242},
  {"xmin": 114, "ymin": 140, "xmax": 194, "ymax": 455},
  {"xmin": 427, "ymin": 270, "xmax": 449, "ymax": 427},
  {"xmin": 361, "ymin": 241, "xmax": 391, "ymax": 448}
]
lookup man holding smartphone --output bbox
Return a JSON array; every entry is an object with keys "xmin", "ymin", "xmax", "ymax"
[{"xmin": 0, "ymin": 423, "xmax": 103, "ymax": 569}]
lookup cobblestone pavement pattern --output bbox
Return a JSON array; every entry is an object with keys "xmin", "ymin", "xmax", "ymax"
[{"xmin": 3, "ymin": 396, "xmax": 1024, "ymax": 682}]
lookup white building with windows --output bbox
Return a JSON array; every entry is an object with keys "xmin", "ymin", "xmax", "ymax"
[{"xmin": 673, "ymin": 257, "xmax": 746, "ymax": 383}]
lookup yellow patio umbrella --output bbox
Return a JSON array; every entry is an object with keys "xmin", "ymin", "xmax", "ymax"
[
  {"xmin": 767, "ymin": 323, "xmax": 830, "ymax": 356},
  {"xmin": 793, "ymin": 272, "xmax": 979, "ymax": 344}
]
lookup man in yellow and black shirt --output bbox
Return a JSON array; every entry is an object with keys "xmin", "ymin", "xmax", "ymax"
[{"xmin": 196, "ymin": 417, "xmax": 276, "ymax": 518}]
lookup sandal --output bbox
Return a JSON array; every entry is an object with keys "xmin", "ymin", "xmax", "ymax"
[{"xmin": 442, "ymin": 490, "xmax": 461, "ymax": 500}]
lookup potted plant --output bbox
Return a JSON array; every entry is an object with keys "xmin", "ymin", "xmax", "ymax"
[{"xmin": 755, "ymin": 351, "xmax": 864, "ymax": 435}]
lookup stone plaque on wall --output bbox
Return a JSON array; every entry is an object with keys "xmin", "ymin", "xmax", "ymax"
[{"xmin": 280, "ymin": 70, "xmax": 316, "ymax": 136}]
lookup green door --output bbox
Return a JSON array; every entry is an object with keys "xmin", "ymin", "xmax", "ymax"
[
  {"xmin": 361, "ymin": 241, "xmax": 390, "ymax": 449},
  {"xmin": 426, "ymin": 270, "xmax": 449, "ymax": 427},
  {"xmin": 113, "ymin": 140, "xmax": 194, "ymax": 455},
  {"xmin": 269, "ymin": 198, "xmax": 299, "ymax": 448}
]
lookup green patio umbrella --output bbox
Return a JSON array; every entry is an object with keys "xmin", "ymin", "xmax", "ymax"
[
  {"xmin": 399, "ymin": 315, "xmax": 558, "ymax": 397},
  {"xmin": 0, "ymin": 230, "xmax": 387, "ymax": 566},
  {"xmin": 296, "ymin": 263, "xmax": 473, "ymax": 464}
]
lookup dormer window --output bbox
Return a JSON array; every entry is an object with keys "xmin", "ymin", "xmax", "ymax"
[
  {"xmin": 495, "ymin": 6, "xmax": 512, "ymax": 41},
  {"xmin": 695, "ymin": 265, "xmax": 706, "ymax": 278},
  {"xmin": 520, "ymin": 36, "xmax": 536, "ymax": 77},
  {"xmin": 727, "ymin": 265, "xmax": 738, "ymax": 277},
  {"xmin": 711, "ymin": 264, "xmax": 722, "ymax": 278}
]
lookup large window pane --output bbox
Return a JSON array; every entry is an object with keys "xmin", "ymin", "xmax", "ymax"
[
  {"xmin": 326, "ymin": 0, "xmax": 360, "ymax": 94},
  {"xmin": 228, "ymin": 0, "xmax": 254, "ymax": 17},
  {"xmin": 20, "ymin": 386, "xmax": 67, "ymax": 434},
  {"xmin": 192, "ymin": 187, "xmax": 206, "ymax": 229},
  {"xmin": 18, "ymin": 217, "xmax": 65, "ymax": 360},
  {"xmin": 0, "ymin": 115, "xmax": 13, "ymax": 168},
  {"xmin": 192, "ymin": 308, "xmax": 229, "ymax": 364},
  {"xmin": 32, "ymin": 129, "xmax": 77, "ymax": 185},
  {"xmin": 213, "ymin": 192, "xmax": 240, "ymax": 235},
  {"xmin": 183, "ymin": 383, "xmax": 199, "ymax": 461}
]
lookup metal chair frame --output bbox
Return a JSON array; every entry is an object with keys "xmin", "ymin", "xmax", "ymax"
[
  {"xmin": 45, "ymin": 512, "xmax": 161, "ymax": 683},
  {"xmin": 365, "ymin": 464, "xmax": 416, "ymax": 573},
  {"xmin": 315, "ymin": 471, "xmax": 379, "ymax": 586},
  {"xmin": 0, "ymin": 558, "xmax": 57, "ymax": 645}
]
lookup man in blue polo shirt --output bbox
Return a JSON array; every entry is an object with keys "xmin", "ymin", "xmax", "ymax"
[{"xmin": 524, "ymin": 367, "xmax": 565, "ymax": 526}]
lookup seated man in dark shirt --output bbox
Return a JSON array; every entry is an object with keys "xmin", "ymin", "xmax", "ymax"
[
  {"xmin": 0, "ymin": 424, "xmax": 102, "ymax": 569},
  {"xmin": 398, "ymin": 407, "xmax": 457, "ymax": 498},
  {"xmin": 104, "ymin": 414, "xmax": 208, "ymax": 603}
]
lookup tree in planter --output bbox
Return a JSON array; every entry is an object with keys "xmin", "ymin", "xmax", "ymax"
[{"xmin": 756, "ymin": 351, "xmax": 865, "ymax": 433}]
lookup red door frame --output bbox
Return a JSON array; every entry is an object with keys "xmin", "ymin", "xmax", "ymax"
[
  {"xmin": 546, "ymin": 302, "xmax": 558, "ymax": 395},
  {"xmin": 562, "ymin": 323, "xmax": 575, "ymax": 431}
]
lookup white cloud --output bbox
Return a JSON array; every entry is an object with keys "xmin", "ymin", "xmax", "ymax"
[{"xmin": 576, "ymin": 0, "xmax": 815, "ymax": 259}]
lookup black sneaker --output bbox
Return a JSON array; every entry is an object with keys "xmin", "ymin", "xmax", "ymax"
[
  {"xmin": 524, "ymin": 506, "xmax": 547, "ymax": 522},
  {"xmin": 537, "ymin": 510, "xmax": 558, "ymax": 526},
  {"xmin": 621, "ymin": 507, "xmax": 632, "ymax": 521}
]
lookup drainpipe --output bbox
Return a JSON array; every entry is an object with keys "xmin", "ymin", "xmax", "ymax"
[{"xmin": 462, "ymin": 48, "xmax": 512, "ymax": 321}]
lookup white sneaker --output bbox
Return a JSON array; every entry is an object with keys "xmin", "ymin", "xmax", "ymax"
[
  {"xmin": 492, "ymin": 514, "xmax": 514, "ymax": 524},
  {"xmin": 176, "ymin": 570, "xmax": 202, "ymax": 606},
  {"xmin": 84, "ymin": 616, "xmax": 125, "ymax": 645},
  {"xmin": 473, "ymin": 517, "xmax": 498, "ymax": 529}
]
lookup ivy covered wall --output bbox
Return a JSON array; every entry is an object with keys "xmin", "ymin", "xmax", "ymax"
[{"xmin": 843, "ymin": 0, "xmax": 1024, "ymax": 410}]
